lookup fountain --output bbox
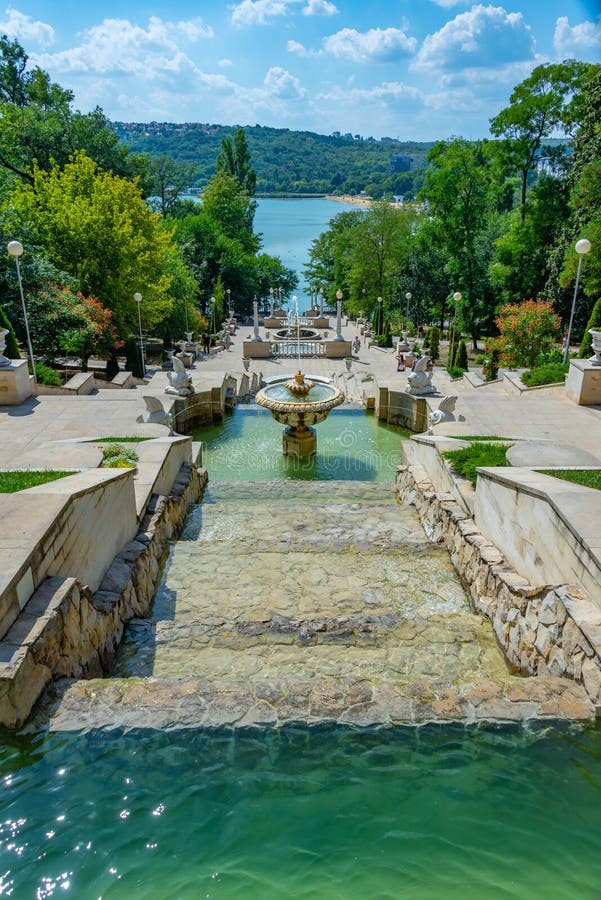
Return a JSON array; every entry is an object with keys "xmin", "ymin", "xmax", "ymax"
[{"xmin": 255, "ymin": 296, "xmax": 343, "ymax": 455}]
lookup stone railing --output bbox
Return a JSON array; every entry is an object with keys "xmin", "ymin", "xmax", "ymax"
[
  {"xmin": 271, "ymin": 341, "xmax": 326, "ymax": 357},
  {"xmin": 0, "ymin": 462, "xmax": 208, "ymax": 728},
  {"xmin": 397, "ymin": 464, "xmax": 601, "ymax": 713}
]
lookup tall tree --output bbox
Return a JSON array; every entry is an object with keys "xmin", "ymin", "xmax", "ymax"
[
  {"xmin": 490, "ymin": 61, "xmax": 593, "ymax": 222},
  {"xmin": 216, "ymin": 128, "xmax": 257, "ymax": 196},
  {"xmin": 420, "ymin": 139, "xmax": 497, "ymax": 344}
]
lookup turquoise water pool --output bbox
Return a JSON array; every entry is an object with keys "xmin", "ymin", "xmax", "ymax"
[
  {"xmin": 2, "ymin": 723, "xmax": 601, "ymax": 898},
  {"xmin": 194, "ymin": 406, "xmax": 408, "ymax": 481}
]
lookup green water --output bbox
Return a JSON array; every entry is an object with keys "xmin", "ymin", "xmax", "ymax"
[
  {"xmin": 194, "ymin": 406, "xmax": 407, "ymax": 481},
  {"xmin": 2, "ymin": 723, "xmax": 601, "ymax": 898}
]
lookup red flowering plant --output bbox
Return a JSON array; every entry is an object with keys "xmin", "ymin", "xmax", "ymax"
[{"xmin": 495, "ymin": 299, "xmax": 562, "ymax": 369}]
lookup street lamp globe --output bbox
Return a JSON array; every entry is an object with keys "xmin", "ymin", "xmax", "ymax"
[
  {"xmin": 133, "ymin": 292, "xmax": 142, "ymax": 303},
  {"xmin": 405, "ymin": 292, "xmax": 412, "ymax": 301},
  {"xmin": 336, "ymin": 289, "xmax": 343, "ymax": 301},
  {"xmin": 453, "ymin": 292, "xmax": 462, "ymax": 302},
  {"xmin": 576, "ymin": 239, "xmax": 591, "ymax": 256},
  {"xmin": 7, "ymin": 240, "xmax": 23, "ymax": 258}
]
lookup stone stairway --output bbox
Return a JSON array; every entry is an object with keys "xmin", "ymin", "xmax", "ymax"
[{"xmin": 32, "ymin": 479, "xmax": 592, "ymax": 729}]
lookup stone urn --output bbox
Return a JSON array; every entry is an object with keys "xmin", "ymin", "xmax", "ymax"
[
  {"xmin": 345, "ymin": 357, "xmax": 353, "ymax": 372},
  {"xmin": 0, "ymin": 329, "xmax": 10, "ymax": 367},
  {"xmin": 185, "ymin": 331, "xmax": 194, "ymax": 344},
  {"xmin": 242, "ymin": 357, "xmax": 250, "ymax": 371},
  {"xmin": 589, "ymin": 329, "xmax": 601, "ymax": 366}
]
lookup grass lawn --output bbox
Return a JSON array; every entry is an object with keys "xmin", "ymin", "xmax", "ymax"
[
  {"xmin": 0, "ymin": 471, "xmax": 75, "ymax": 493},
  {"xmin": 539, "ymin": 469, "xmax": 601, "ymax": 491},
  {"xmin": 442, "ymin": 443, "xmax": 512, "ymax": 485},
  {"xmin": 86, "ymin": 436, "xmax": 153, "ymax": 443}
]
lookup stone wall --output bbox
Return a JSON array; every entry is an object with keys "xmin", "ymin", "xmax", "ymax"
[
  {"xmin": 0, "ymin": 462, "xmax": 208, "ymax": 728},
  {"xmin": 375, "ymin": 382, "xmax": 428, "ymax": 432},
  {"xmin": 397, "ymin": 465, "xmax": 601, "ymax": 714}
]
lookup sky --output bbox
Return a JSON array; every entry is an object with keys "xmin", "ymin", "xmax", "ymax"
[{"xmin": 1, "ymin": 1, "xmax": 600, "ymax": 140}]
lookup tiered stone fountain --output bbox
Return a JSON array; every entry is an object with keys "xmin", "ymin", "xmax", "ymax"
[{"xmin": 255, "ymin": 297, "xmax": 343, "ymax": 455}]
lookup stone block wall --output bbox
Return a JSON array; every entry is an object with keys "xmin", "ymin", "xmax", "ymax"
[
  {"xmin": 0, "ymin": 462, "xmax": 208, "ymax": 728},
  {"xmin": 397, "ymin": 465, "xmax": 601, "ymax": 713}
]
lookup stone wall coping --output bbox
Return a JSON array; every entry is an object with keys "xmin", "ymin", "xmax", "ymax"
[
  {"xmin": 476, "ymin": 466, "xmax": 601, "ymax": 559},
  {"xmin": 132, "ymin": 435, "xmax": 192, "ymax": 520}
]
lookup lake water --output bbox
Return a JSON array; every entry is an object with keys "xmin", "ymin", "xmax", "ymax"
[{"xmin": 255, "ymin": 197, "xmax": 353, "ymax": 308}]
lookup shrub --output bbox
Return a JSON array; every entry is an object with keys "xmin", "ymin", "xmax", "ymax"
[
  {"xmin": 455, "ymin": 339, "xmax": 469, "ymax": 371},
  {"xmin": 34, "ymin": 363, "xmax": 62, "ymax": 386},
  {"xmin": 495, "ymin": 299, "xmax": 561, "ymax": 368},
  {"xmin": 0, "ymin": 304, "xmax": 20, "ymax": 359},
  {"xmin": 428, "ymin": 326, "xmax": 440, "ymax": 362},
  {"xmin": 447, "ymin": 365, "xmax": 465, "ymax": 379},
  {"xmin": 578, "ymin": 298, "xmax": 601, "ymax": 359},
  {"xmin": 474, "ymin": 354, "xmax": 485, "ymax": 365},
  {"xmin": 442, "ymin": 442, "xmax": 511, "ymax": 485},
  {"xmin": 125, "ymin": 337, "xmax": 144, "ymax": 378},
  {"xmin": 100, "ymin": 444, "xmax": 138, "ymax": 468},
  {"xmin": 521, "ymin": 362, "xmax": 568, "ymax": 386},
  {"xmin": 484, "ymin": 347, "xmax": 500, "ymax": 381}
]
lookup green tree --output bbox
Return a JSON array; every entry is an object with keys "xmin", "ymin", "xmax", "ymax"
[
  {"xmin": 216, "ymin": 128, "xmax": 257, "ymax": 196},
  {"xmin": 201, "ymin": 172, "xmax": 259, "ymax": 254},
  {"xmin": 490, "ymin": 61, "xmax": 594, "ymax": 222},
  {"xmin": 421, "ymin": 140, "xmax": 496, "ymax": 345},
  {"xmin": 455, "ymin": 339, "xmax": 469, "ymax": 371},
  {"xmin": 427, "ymin": 325, "xmax": 440, "ymax": 362},
  {"xmin": 5, "ymin": 152, "xmax": 183, "ymax": 332},
  {"xmin": 149, "ymin": 155, "xmax": 196, "ymax": 216}
]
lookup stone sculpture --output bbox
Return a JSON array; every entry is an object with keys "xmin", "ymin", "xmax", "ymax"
[
  {"xmin": 165, "ymin": 356, "xmax": 193, "ymax": 396},
  {"xmin": 406, "ymin": 355, "xmax": 435, "ymax": 395},
  {"xmin": 136, "ymin": 396, "xmax": 174, "ymax": 434},
  {"xmin": 428, "ymin": 395, "xmax": 458, "ymax": 430}
]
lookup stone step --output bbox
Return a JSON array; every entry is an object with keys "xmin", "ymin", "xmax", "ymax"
[
  {"xmin": 204, "ymin": 479, "xmax": 398, "ymax": 504},
  {"xmin": 32, "ymin": 671, "xmax": 594, "ymax": 731}
]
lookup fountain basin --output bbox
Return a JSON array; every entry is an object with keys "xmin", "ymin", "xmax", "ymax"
[
  {"xmin": 274, "ymin": 327, "xmax": 321, "ymax": 340},
  {"xmin": 255, "ymin": 377, "xmax": 344, "ymax": 456}
]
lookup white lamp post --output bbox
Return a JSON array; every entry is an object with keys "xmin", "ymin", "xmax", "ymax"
[
  {"xmin": 227, "ymin": 288, "xmax": 231, "ymax": 317},
  {"xmin": 377, "ymin": 296, "xmax": 383, "ymax": 335},
  {"xmin": 269, "ymin": 287, "xmax": 274, "ymax": 317},
  {"xmin": 405, "ymin": 292, "xmax": 412, "ymax": 325},
  {"xmin": 563, "ymin": 238, "xmax": 592, "ymax": 364},
  {"xmin": 133, "ymin": 292, "xmax": 145, "ymax": 378},
  {"xmin": 319, "ymin": 287, "xmax": 324, "ymax": 316},
  {"xmin": 7, "ymin": 240, "xmax": 37, "ymax": 389},
  {"xmin": 334, "ymin": 288, "xmax": 344, "ymax": 341}
]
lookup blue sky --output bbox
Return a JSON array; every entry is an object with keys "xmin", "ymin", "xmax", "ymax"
[{"xmin": 1, "ymin": 1, "xmax": 600, "ymax": 139}]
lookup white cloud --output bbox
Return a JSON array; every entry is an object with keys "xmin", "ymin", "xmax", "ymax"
[
  {"xmin": 321, "ymin": 80, "xmax": 422, "ymax": 106},
  {"xmin": 287, "ymin": 39, "xmax": 320, "ymax": 57},
  {"xmin": 302, "ymin": 0, "xmax": 338, "ymax": 16},
  {"xmin": 554, "ymin": 16, "xmax": 601, "ymax": 58},
  {"xmin": 33, "ymin": 16, "xmax": 212, "ymax": 78},
  {"xmin": 323, "ymin": 27, "xmax": 417, "ymax": 62},
  {"xmin": 428, "ymin": 0, "xmax": 470, "ymax": 6},
  {"xmin": 263, "ymin": 66, "xmax": 306, "ymax": 99},
  {"xmin": 414, "ymin": 4, "xmax": 535, "ymax": 71},
  {"xmin": 0, "ymin": 6, "xmax": 54, "ymax": 48},
  {"xmin": 218, "ymin": 58, "xmax": 234, "ymax": 67},
  {"xmin": 231, "ymin": 0, "xmax": 293, "ymax": 27}
]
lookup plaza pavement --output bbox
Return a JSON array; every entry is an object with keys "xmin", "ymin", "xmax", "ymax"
[{"xmin": 1, "ymin": 320, "xmax": 601, "ymax": 468}]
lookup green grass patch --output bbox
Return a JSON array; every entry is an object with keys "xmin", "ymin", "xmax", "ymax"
[
  {"xmin": 442, "ymin": 443, "xmax": 512, "ymax": 485},
  {"xmin": 451, "ymin": 435, "xmax": 517, "ymax": 442},
  {"xmin": 539, "ymin": 469, "xmax": 601, "ymax": 491},
  {"xmin": 0, "ymin": 470, "xmax": 75, "ymax": 493},
  {"xmin": 87, "ymin": 436, "xmax": 153, "ymax": 443}
]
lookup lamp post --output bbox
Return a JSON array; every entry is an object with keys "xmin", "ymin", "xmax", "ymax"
[
  {"xmin": 7, "ymin": 240, "xmax": 37, "ymax": 389},
  {"xmin": 133, "ymin": 292, "xmax": 145, "ymax": 379},
  {"xmin": 377, "ymin": 296, "xmax": 383, "ymax": 336},
  {"xmin": 319, "ymin": 287, "xmax": 324, "ymax": 316},
  {"xmin": 226, "ymin": 288, "xmax": 231, "ymax": 318},
  {"xmin": 405, "ymin": 292, "xmax": 412, "ymax": 327},
  {"xmin": 450, "ymin": 292, "xmax": 461, "ymax": 365},
  {"xmin": 563, "ymin": 238, "xmax": 592, "ymax": 364},
  {"xmin": 269, "ymin": 287, "xmax": 274, "ymax": 317},
  {"xmin": 334, "ymin": 288, "xmax": 344, "ymax": 341}
]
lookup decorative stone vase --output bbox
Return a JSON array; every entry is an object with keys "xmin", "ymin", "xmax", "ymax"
[
  {"xmin": 345, "ymin": 357, "xmax": 353, "ymax": 372},
  {"xmin": 589, "ymin": 329, "xmax": 601, "ymax": 366},
  {"xmin": 242, "ymin": 358, "xmax": 250, "ymax": 371},
  {"xmin": 0, "ymin": 329, "xmax": 10, "ymax": 367},
  {"xmin": 185, "ymin": 331, "xmax": 194, "ymax": 343}
]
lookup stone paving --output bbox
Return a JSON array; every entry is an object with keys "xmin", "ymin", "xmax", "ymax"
[{"xmin": 33, "ymin": 480, "xmax": 594, "ymax": 729}]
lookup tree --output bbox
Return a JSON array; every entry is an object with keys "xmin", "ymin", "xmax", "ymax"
[
  {"xmin": 201, "ymin": 172, "xmax": 259, "ymax": 253},
  {"xmin": 0, "ymin": 36, "xmax": 139, "ymax": 184},
  {"xmin": 420, "ymin": 140, "xmax": 497, "ymax": 345},
  {"xmin": 5, "ymin": 152, "xmax": 185, "ymax": 333},
  {"xmin": 149, "ymin": 155, "xmax": 196, "ymax": 216},
  {"xmin": 216, "ymin": 128, "xmax": 257, "ymax": 196},
  {"xmin": 490, "ymin": 61, "xmax": 593, "ymax": 222},
  {"xmin": 495, "ymin": 299, "xmax": 561, "ymax": 367},
  {"xmin": 455, "ymin": 339, "xmax": 469, "ymax": 371}
]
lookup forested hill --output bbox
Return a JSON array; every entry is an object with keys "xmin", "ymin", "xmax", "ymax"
[{"xmin": 111, "ymin": 122, "xmax": 434, "ymax": 197}]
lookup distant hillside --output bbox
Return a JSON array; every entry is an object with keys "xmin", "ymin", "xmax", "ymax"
[{"xmin": 111, "ymin": 122, "xmax": 435, "ymax": 198}]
